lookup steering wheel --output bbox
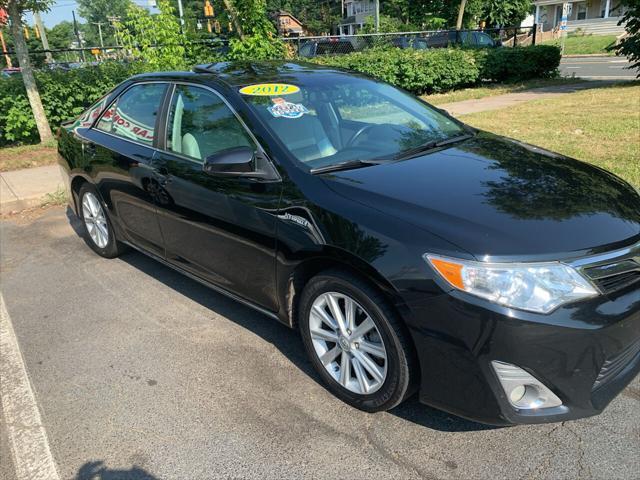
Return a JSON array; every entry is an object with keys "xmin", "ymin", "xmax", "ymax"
[{"xmin": 346, "ymin": 124, "xmax": 377, "ymax": 148}]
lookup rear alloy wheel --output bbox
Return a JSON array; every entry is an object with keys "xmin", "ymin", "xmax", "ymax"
[
  {"xmin": 82, "ymin": 191, "xmax": 109, "ymax": 249},
  {"xmin": 78, "ymin": 184, "xmax": 125, "ymax": 258},
  {"xmin": 299, "ymin": 270, "xmax": 415, "ymax": 412}
]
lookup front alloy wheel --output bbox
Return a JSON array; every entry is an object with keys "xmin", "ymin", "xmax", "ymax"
[
  {"xmin": 299, "ymin": 270, "xmax": 415, "ymax": 412},
  {"xmin": 309, "ymin": 292, "xmax": 387, "ymax": 394}
]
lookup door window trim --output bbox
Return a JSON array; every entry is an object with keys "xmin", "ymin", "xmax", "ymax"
[
  {"xmin": 90, "ymin": 80, "xmax": 171, "ymax": 152},
  {"xmin": 158, "ymin": 81, "xmax": 280, "ymax": 180}
]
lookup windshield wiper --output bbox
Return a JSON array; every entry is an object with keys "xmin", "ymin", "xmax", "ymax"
[
  {"xmin": 310, "ymin": 159, "xmax": 385, "ymax": 174},
  {"xmin": 390, "ymin": 133, "xmax": 475, "ymax": 161}
]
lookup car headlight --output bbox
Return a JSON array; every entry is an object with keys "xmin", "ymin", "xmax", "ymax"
[{"xmin": 424, "ymin": 254, "xmax": 598, "ymax": 314}]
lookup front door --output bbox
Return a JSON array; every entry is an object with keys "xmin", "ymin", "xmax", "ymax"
[
  {"xmin": 152, "ymin": 84, "xmax": 282, "ymax": 310},
  {"xmin": 82, "ymin": 82, "xmax": 168, "ymax": 256}
]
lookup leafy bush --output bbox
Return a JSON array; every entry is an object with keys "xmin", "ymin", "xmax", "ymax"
[
  {"xmin": 310, "ymin": 45, "xmax": 560, "ymax": 94},
  {"xmin": 310, "ymin": 48, "xmax": 481, "ymax": 94},
  {"xmin": 0, "ymin": 61, "xmax": 145, "ymax": 146},
  {"xmin": 475, "ymin": 45, "xmax": 561, "ymax": 82}
]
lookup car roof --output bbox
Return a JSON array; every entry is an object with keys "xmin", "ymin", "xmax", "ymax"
[{"xmin": 130, "ymin": 60, "xmax": 349, "ymax": 88}]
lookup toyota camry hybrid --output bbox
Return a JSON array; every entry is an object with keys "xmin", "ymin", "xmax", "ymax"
[{"xmin": 58, "ymin": 61, "xmax": 640, "ymax": 425}]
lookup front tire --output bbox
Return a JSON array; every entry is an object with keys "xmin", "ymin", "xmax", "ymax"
[
  {"xmin": 78, "ymin": 184, "xmax": 125, "ymax": 258},
  {"xmin": 299, "ymin": 270, "xmax": 415, "ymax": 412}
]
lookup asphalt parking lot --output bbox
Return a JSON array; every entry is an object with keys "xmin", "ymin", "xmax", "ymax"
[{"xmin": 1, "ymin": 206, "xmax": 639, "ymax": 480}]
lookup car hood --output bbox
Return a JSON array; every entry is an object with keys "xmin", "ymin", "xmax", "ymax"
[{"xmin": 322, "ymin": 132, "xmax": 640, "ymax": 260}]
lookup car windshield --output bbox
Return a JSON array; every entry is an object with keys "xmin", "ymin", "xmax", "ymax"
[{"xmin": 241, "ymin": 74, "xmax": 465, "ymax": 171}]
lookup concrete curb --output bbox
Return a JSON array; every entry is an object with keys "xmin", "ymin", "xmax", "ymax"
[
  {"xmin": 0, "ymin": 195, "xmax": 52, "ymax": 215},
  {"xmin": 562, "ymin": 54, "xmax": 618, "ymax": 58},
  {"xmin": 0, "ymin": 165, "xmax": 64, "ymax": 215}
]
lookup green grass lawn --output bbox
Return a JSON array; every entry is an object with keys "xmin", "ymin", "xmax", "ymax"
[
  {"xmin": 543, "ymin": 34, "xmax": 618, "ymax": 55},
  {"xmin": 461, "ymin": 82, "xmax": 640, "ymax": 186},
  {"xmin": 422, "ymin": 78, "xmax": 585, "ymax": 106}
]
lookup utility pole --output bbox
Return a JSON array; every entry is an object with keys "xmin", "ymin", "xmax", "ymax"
[
  {"xmin": 71, "ymin": 10, "xmax": 86, "ymax": 62},
  {"xmin": 107, "ymin": 16, "xmax": 121, "ymax": 47},
  {"xmin": 92, "ymin": 22, "xmax": 105, "ymax": 48},
  {"xmin": 374, "ymin": 0, "xmax": 380, "ymax": 33},
  {"xmin": 177, "ymin": 0, "xmax": 185, "ymax": 34},
  {"xmin": 33, "ymin": 12, "xmax": 53, "ymax": 63}
]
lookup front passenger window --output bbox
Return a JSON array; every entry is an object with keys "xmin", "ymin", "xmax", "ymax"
[{"xmin": 166, "ymin": 85, "xmax": 253, "ymax": 163}]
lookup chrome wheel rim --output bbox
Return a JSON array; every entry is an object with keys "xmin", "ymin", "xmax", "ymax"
[
  {"xmin": 81, "ymin": 192, "xmax": 109, "ymax": 249},
  {"xmin": 309, "ymin": 292, "xmax": 387, "ymax": 395}
]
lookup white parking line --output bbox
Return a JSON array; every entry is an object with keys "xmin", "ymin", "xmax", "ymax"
[{"xmin": 0, "ymin": 295, "xmax": 60, "ymax": 480}]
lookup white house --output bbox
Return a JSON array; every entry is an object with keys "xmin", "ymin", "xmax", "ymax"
[
  {"xmin": 338, "ymin": 0, "xmax": 376, "ymax": 35},
  {"xmin": 532, "ymin": 0, "xmax": 627, "ymax": 34}
]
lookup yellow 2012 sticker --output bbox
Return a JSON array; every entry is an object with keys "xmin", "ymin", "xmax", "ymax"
[{"xmin": 239, "ymin": 83, "xmax": 300, "ymax": 96}]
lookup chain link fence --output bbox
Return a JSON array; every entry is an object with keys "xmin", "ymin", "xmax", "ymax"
[
  {"xmin": 1, "ymin": 26, "xmax": 539, "ymax": 72},
  {"xmin": 283, "ymin": 26, "xmax": 538, "ymax": 58},
  {"xmin": 1, "ymin": 38, "xmax": 230, "ymax": 71}
]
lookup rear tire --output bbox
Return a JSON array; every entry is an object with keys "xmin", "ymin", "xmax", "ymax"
[
  {"xmin": 299, "ymin": 270, "xmax": 415, "ymax": 412},
  {"xmin": 78, "ymin": 183, "xmax": 126, "ymax": 259}
]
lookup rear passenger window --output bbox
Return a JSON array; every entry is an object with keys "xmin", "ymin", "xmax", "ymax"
[
  {"xmin": 166, "ymin": 85, "xmax": 253, "ymax": 163},
  {"xmin": 96, "ymin": 83, "xmax": 167, "ymax": 146}
]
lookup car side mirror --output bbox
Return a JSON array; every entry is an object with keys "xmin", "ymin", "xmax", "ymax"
[{"xmin": 203, "ymin": 146, "xmax": 255, "ymax": 175}]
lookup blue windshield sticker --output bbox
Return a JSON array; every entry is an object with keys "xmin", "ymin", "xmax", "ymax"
[{"xmin": 268, "ymin": 98, "xmax": 309, "ymax": 119}]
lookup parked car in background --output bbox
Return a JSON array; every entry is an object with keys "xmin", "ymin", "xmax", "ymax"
[
  {"xmin": 392, "ymin": 35, "xmax": 429, "ymax": 50},
  {"xmin": 58, "ymin": 61, "xmax": 640, "ymax": 426},
  {"xmin": 1, "ymin": 67, "xmax": 21, "ymax": 78},
  {"xmin": 425, "ymin": 30, "xmax": 501, "ymax": 48},
  {"xmin": 298, "ymin": 37, "xmax": 357, "ymax": 57}
]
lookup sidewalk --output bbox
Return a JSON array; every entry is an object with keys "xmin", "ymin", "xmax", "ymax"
[
  {"xmin": 0, "ymin": 165, "xmax": 65, "ymax": 215},
  {"xmin": 438, "ymin": 80, "xmax": 621, "ymax": 116}
]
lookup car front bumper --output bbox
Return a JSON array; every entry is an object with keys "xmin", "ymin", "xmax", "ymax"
[{"xmin": 403, "ymin": 282, "xmax": 640, "ymax": 425}]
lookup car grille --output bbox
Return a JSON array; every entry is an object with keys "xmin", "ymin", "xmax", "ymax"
[
  {"xmin": 581, "ymin": 254, "xmax": 640, "ymax": 295},
  {"xmin": 592, "ymin": 339, "xmax": 640, "ymax": 391},
  {"xmin": 593, "ymin": 271, "xmax": 640, "ymax": 293}
]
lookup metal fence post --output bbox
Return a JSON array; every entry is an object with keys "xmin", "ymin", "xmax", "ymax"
[
  {"xmin": 532, "ymin": 24, "xmax": 537, "ymax": 45},
  {"xmin": 513, "ymin": 28, "xmax": 517, "ymax": 47}
]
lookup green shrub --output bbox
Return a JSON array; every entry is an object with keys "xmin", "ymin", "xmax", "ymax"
[
  {"xmin": 475, "ymin": 45, "xmax": 561, "ymax": 82},
  {"xmin": 0, "ymin": 61, "xmax": 146, "ymax": 147},
  {"xmin": 309, "ymin": 45, "xmax": 560, "ymax": 94},
  {"xmin": 310, "ymin": 48, "xmax": 481, "ymax": 95}
]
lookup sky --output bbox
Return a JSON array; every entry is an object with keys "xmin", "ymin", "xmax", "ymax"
[{"xmin": 24, "ymin": 0, "xmax": 156, "ymax": 28}]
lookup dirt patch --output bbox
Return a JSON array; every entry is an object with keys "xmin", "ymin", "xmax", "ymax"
[
  {"xmin": 0, "ymin": 203, "xmax": 65, "ymax": 224},
  {"xmin": 0, "ymin": 145, "xmax": 58, "ymax": 172}
]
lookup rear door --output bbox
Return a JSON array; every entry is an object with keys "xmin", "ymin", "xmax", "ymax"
[
  {"xmin": 151, "ymin": 83, "xmax": 282, "ymax": 310},
  {"xmin": 81, "ymin": 82, "xmax": 169, "ymax": 256}
]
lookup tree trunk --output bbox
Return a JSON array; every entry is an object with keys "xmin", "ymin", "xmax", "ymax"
[
  {"xmin": 222, "ymin": 0, "xmax": 245, "ymax": 40},
  {"xmin": 7, "ymin": 0, "xmax": 52, "ymax": 143},
  {"xmin": 456, "ymin": 0, "xmax": 467, "ymax": 30}
]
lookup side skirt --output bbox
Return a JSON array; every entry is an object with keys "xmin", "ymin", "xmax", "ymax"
[{"xmin": 122, "ymin": 241, "xmax": 284, "ymax": 324}]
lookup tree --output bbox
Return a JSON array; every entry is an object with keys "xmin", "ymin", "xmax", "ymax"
[
  {"xmin": 456, "ymin": 0, "xmax": 467, "ymax": 30},
  {"xmin": 483, "ymin": 0, "xmax": 531, "ymax": 27},
  {"xmin": 615, "ymin": 0, "xmax": 640, "ymax": 77},
  {"xmin": 77, "ymin": 0, "xmax": 130, "ymax": 46},
  {"xmin": 225, "ymin": 0, "xmax": 285, "ymax": 60},
  {"xmin": 116, "ymin": 0, "xmax": 186, "ymax": 70},
  {"xmin": 1, "ymin": 0, "xmax": 53, "ymax": 142}
]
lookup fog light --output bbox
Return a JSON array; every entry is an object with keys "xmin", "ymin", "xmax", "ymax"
[
  {"xmin": 492, "ymin": 361, "xmax": 562, "ymax": 410},
  {"xmin": 509, "ymin": 385, "xmax": 526, "ymax": 404}
]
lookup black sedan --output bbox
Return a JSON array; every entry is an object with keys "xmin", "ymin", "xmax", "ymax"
[{"xmin": 58, "ymin": 61, "xmax": 640, "ymax": 425}]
